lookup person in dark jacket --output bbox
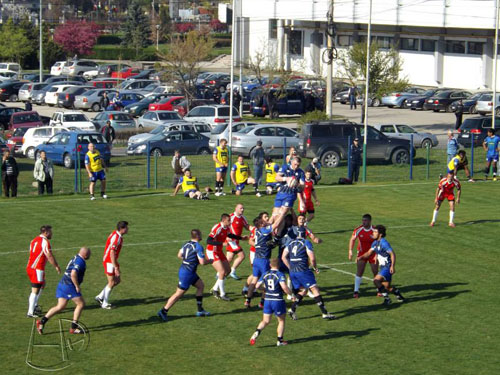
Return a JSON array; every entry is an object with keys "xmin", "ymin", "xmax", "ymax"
[
  {"xmin": 25, "ymin": 99, "xmax": 33, "ymax": 111},
  {"xmin": 1, "ymin": 150, "xmax": 19, "ymax": 197},
  {"xmin": 101, "ymin": 120, "xmax": 116, "ymax": 144},
  {"xmin": 455, "ymin": 99, "xmax": 464, "ymax": 130},
  {"xmin": 100, "ymin": 92, "xmax": 110, "ymax": 111},
  {"xmin": 349, "ymin": 138, "xmax": 363, "ymax": 182}
]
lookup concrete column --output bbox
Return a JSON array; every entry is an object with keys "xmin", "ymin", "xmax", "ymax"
[
  {"xmin": 434, "ymin": 36, "xmax": 444, "ymax": 86},
  {"xmin": 310, "ymin": 30, "xmax": 322, "ymax": 75},
  {"xmin": 483, "ymin": 38, "xmax": 493, "ymax": 89},
  {"xmin": 277, "ymin": 19, "xmax": 285, "ymax": 69}
]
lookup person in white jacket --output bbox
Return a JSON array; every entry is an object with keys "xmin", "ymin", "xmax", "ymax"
[{"xmin": 33, "ymin": 151, "xmax": 54, "ymax": 195}]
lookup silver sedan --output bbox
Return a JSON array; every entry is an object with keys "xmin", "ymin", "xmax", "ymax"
[
  {"xmin": 137, "ymin": 110, "xmax": 183, "ymax": 129},
  {"xmin": 374, "ymin": 124, "xmax": 439, "ymax": 148},
  {"xmin": 231, "ymin": 125, "xmax": 300, "ymax": 157}
]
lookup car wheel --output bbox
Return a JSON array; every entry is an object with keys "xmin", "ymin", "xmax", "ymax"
[
  {"xmin": 271, "ymin": 110, "xmax": 279, "ymax": 119},
  {"xmin": 388, "ymin": 105, "xmax": 394, "ymax": 109},
  {"xmin": 372, "ymin": 98, "xmax": 381, "ymax": 107},
  {"xmin": 495, "ymin": 108, "xmax": 500, "ymax": 116},
  {"xmin": 432, "ymin": 109, "xmax": 439, "ymax": 112},
  {"xmin": 219, "ymin": 85, "xmax": 226, "ymax": 93},
  {"xmin": 391, "ymin": 148, "xmax": 410, "ymax": 165},
  {"xmin": 399, "ymin": 99, "xmax": 407, "ymax": 109},
  {"xmin": 91, "ymin": 103, "xmax": 101, "ymax": 112},
  {"xmin": 469, "ymin": 104, "xmax": 477, "ymax": 114},
  {"xmin": 421, "ymin": 139, "xmax": 432, "ymax": 149},
  {"xmin": 321, "ymin": 150, "xmax": 340, "ymax": 168},
  {"xmin": 27, "ymin": 147, "xmax": 35, "ymax": 159},
  {"xmin": 151, "ymin": 148, "xmax": 162, "ymax": 157},
  {"xmin": 198, "ymin": 147, "xmax": 210, "ymax": 155},
  {"xmin": 63, "ymin": 153, "xmax": 73, "ymax": 168},
  {"xmin": 9, "ymin": 94, "xmax": 18, "ymax": 102},
  {"xmin": 445, "ymin": 105, "xmax": 452, "ymax": 113}
]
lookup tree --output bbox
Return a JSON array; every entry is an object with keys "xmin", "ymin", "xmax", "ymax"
[
  {"xmin": 121, "ymin": 1, "xmax": 152, "ymax": 58},
  {"xmin": 54, "ymin": 21, "xmax": 101, "ymax": 57},
  {"xmin": 0, "ymin": 19, "xmax": 34, "ymax": 67},
  {"xmin": 336, "ymin": 42, "xmax": 409, "ymax": 98},
  {"xmin": 157, "ymin": 31, "xmax": 215, "ymax": 108},
  {"xmin": 158, "ymin": 5, "xmax": 172, "ymax": 42},
  {"xmin": 210, "ymin": 19, "xmax": 226, "ymax": 32}
]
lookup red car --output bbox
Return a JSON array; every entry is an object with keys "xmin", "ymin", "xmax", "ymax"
[
  {"xmin": 111, "ymin": 67, "xmax": 141, "ymax": 79},
  {"xmin": 149, "ymin": 96, "xmax": 184, "ymax": 111},
  {"xmin": 173, "ymin": 99, "xmax": 215, "ymax": 117},
  {"xmin": 6, "ymin": 111, "xmax": 43, "ymax": 153}
]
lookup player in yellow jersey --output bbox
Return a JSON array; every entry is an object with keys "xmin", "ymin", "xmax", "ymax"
[
  {"xmin": 265, "ymin": 156, "xmax": 280, "ymax": 195},
  {"xmin": 212, "ymin": 139, "xmax": 229, "ymax": 196},
  {"xmin": 85, "ymin": 143, "xmax": 108, "ymax": 201},
  {"xmin": 173, "ymin": 170, "xmax": 209, "ymax": 200},
  {"xmin": 447, "ymin": 150, "xmax": 473, "ymax": 182},
  {"xmin": 230, "ymin": 155, "xmax": 257, "ymax": 196}
]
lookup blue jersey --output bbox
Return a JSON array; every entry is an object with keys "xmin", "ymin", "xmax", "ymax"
[
  {"xmin": 277, "ymin": 164, "xmax": 305, "ymax": 195},
  {"xmin": 60, "ymin": 255, "xmax": 86, "ymax": 286},
  {"xmin": 254, "ymin": 225, "xmax": 273, "ymax": 259},
  {"xmin": 485, "ymin": 135, "xmax": 500, "ymax": 154},
  {"xmin": 286, "ymin": 238, "xmax": 314, "ymax": 273},
  {"xmin": 371, "ymin": 238, "xmax": 393, "ymax": 269},
  {"xmin": 259, "ymin": 270, "xmax": 286, "ymax": 301},
  {"xmin": 180, "ymin": 241, "xmax": 205, "ymax": 273}
]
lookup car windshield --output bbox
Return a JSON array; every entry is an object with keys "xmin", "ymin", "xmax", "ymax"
[
  {"xmin": 396, "ymin": 125, "xmax": 416, "ymax": 134},
  {"xmin": 33, "ymin": 84, "xmax": 47, "ymax": 90},
  {"xmin": 480, "ymin": 94, "xmax": 492, "ymax": 101},
  {"xmin": 436, "ymin": 91, "xmax": 452, "ymax": 98},
  {"xmin": 218, "ymin": 107, "xmax": 239, "ymax": 116},
  {"xmin": 158, "ymin": 112, "xmax": 181, "ymax": 120},
  {"xmin": 83, "ymin": 89, "xmax": 97, "ymax": 96},
  {"xmin": 64, "ymin": 114, "xmax": 88, "ymax": 122},
  {"xmin": 152, "ymin": 87, "xmax": 166, "ymax": 94},
  {"xmin": 470, "ymin": 92, "xmax": 485, "ymax": 100},
  {"xmin": 0, "ymin": 64, "xmax": 7, "ymax": 69},
  {"xmin": 151, "ymin": 126, "xmax": 166, "ymax": 134},
  {"xmin": 238, "ymin": 126, "xmax": 255, "ymax": 134},
  {"xmin": 112, "ymin": 113, "xmax": 132, "ymax": 121},
  {"xmin": 119, "ymin": 68, "xmax": 129, "ymax": 73},
  {"xmin": 143, "ymin": 83, "xmax": 158, "ymax": 91},
  {"xmin": 211, "ymin": 124, "xmax": 227, "ymax": 134},
  {"xmin": 13, "ymin": 113, "xmax": 40, "ymax": 124},
  {"xmin": 13, "ymin": 127, "xmax": 29, "ymax": 137},
  {"xmin": 460, "ymin": 118, "xmax": 483, "ymax": 129}
]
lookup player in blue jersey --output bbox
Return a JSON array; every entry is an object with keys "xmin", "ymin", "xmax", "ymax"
[
  {"xmin": 483, "ymin": 128, "xmax": 500, "ymax": 180},
  {"xmin": 36, "ymin": 247, "xmax": 91, "ymax": 335},
  {"xmin": 272, "ymin": 156, "xmax": 306, "ymax": 221},
  {"xmin": 282, "ymin": 237, "xmax": 336, "ymax": 320},
  {"xmin": 286, "ymin": 214, "xmax": 322, "ymax": 244},
  {"xmin": 249, "ymin": 258, "xmax": 293, "ymax": 347},
  {"xmin": 158, "ymin": 229, "xmax": 210, "ymax": 321},
  {"xmin": 358, "ymin": 225, "xmax": 405, "ymax": 305}
]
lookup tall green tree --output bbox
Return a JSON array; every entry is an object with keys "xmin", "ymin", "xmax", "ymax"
[
  {"xmin": 121, "ymin": 1, "xmax": 152, "ymax": 58},
  {"xmin": 0, "ymin": 19, "xmax": 34, "ymax": 68}
]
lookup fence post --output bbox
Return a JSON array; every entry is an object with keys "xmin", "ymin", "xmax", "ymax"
[
  {"xmin": 154, "ymin": 151, "xmax": 158, "ymax": 189},
  {"xmin": 409, "ymin": 134, "xmax": 414, "ymax": 181},
  {"xmin": 226, "ymin": 145, "xmax": 232, "ymax": 188},
  {"xmin": 426, "ymin": 142, "xmax": 430, "ymax": 179},
  {"xmin": 282, "ymin": 137, "xmax": 287, "ymax": 161},
  {"xmin": 347, "ymin": 136, "xmax": 351, "ymax": 179},
  {"xmin": 146, "ymin": 142, "xmax": 151, "ymax": 189},
  {"xmin": 77, "ymin": 149, "xmax": 82, "ymax": 193},
  {"xmin": 74, "ymin": 148, "xmax": 78, "ymax": 193},
  {"xmin": 470, "ymin": 133, "xmax": 474, "ymax": 178}
]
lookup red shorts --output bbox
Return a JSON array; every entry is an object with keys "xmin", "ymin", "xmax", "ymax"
[
  {"xmin": 300, "ymin": 200, "xmax": 315, "ymax": 214},
  {"xmin": 438, "ymin": 193, "xmax": 455, "ymax": 202},
  {"xmin": 206, "ymin": 248, "xmax": 227, "ymax": 262},
  {"xmin": 226, "ymin": 239, "xmax": 242, "ymax": 253},
  {"xmin": 358, "ymin": 250, "xmax": 376, "ymax": 264},
  {"xmin": 27, "ymin": 267, "xmax": 45, "ymax": 286},
  {"xmin": 103, "ymin": 262, "xmax": 119, "ymax": 276}
]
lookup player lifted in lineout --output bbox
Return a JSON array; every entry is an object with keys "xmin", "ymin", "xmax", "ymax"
[{"xmin": 430, "ymin": 172, "xmax": 461, "ymax": 227}]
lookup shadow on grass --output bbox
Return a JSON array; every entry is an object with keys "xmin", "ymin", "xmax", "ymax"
[
  {"xmin": 89, "ymin": 315, "xmax": 164, "ymax": 332},
  {"xmin": 461, "ymin": 219, "xmax": 500, "ymax": 225}
]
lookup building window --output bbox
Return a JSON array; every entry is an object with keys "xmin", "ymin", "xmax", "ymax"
[
  {"xmin": 421, "ymin": 39, "xmax": 436, "ymax": 52},
  {"xmin": 400, "ymin": 38, "xmax": 419, "ymax": 51},
  {"xmin": 467, "ymin": 42, "xmax": 483, "ymax": 55},
  {"xmin": 376, "ymin": 36, "xmax": 393, "ymax": 49},
  {"xmin": 446, "ymin": 40, "xmax": 466, "ymax": 54},
  {"xmin": 289, "ymin": 30, "xmax": 303, "ymax": 56},
  {"xmin": 337, "ymin": 35, "xmax": 352, "ymax": 47},
  {"xmin": 269, "ymin": 19, "xmax": 277, "ymax": 39}
]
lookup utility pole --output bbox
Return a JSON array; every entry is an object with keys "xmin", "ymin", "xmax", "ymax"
[
  {"xmin": 39, "ymin": 0, "xmax": 43, "ymax": 83},
  {"xmin": 325, "ymin": 0, "xmax": 334, "ymax": 118},
  {"xmin": 493, "ymin": 0, "xmax": 499, "ymax": 129},
  {"xmin": 239, "ymin": 0, "xmax": 243, "ymax": 116},
  {"xmin": 362, "ymin": 0, "xmax": 373, "ymax": 183}
]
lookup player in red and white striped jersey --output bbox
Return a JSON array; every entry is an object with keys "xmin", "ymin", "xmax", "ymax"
[
  {"xmin": 95, "ymin": 221, "xmax": 128, "ymax": 309},
  {"xmin": 26, "ymin": 225, "xmax": 61, "ymax": 318},
  {"xmin": 430, "ymin": 173, "xmax": 461, "ymax": 228},
  {"xmin": 226, "ymin": 204, "xmax": 250, "ymax": 280}
]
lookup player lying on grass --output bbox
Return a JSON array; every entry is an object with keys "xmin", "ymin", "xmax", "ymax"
[
  {"xmin": 430, "ymin": 172, "xmax": 461, "ymax": 228},
  {"xmin": 249, "ymin": 258, "xmax": 293, "ymax": 347},
  {"xmin": 357, "ymin": 225, "xmax": 405, "ymax": 306},
  {"xmin": 173, "ymin": 169, "xmax": 210, "ymax": 200},
  {"xmin": 157, "ymin": 229, "xmax": 210, "ymax": 322},
  {"xmin": 37, "ymin": 247, "xmax": 91, "ymax": 335}
]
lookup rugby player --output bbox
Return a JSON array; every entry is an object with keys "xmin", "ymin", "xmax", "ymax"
[
  {"xmin": 173, "ymin": 169, "xmax": 209, "ymax": 200},
  {"xmin": 430, "ymin": 172, "xmax": 461, "ymax": 227},
  {"xmin": 226, "ymin": 204, "xmax": 250, "ymax": 280},
  {"xmin": 230, "ymin": 155, "xmax": 257, "ymax": 196},
  {"xmin": 85, "ymin": 142, "xmax": 107, "ymax": 200},
  {"xmin": 213, "ymin": 139, "xmax": 229, "ymax": 196}
]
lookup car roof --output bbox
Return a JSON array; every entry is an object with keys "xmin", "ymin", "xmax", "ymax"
[
  {"xmin": 13, "ymin": 111, "xmax": 39, "ymax": 115},
  {"xmin": 59, "ymin": 111, "xmax": 85, "ymax": 115}
]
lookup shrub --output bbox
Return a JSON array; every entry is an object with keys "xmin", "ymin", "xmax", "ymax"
[{"xmin": 297, "ymin": 110, "xmax": 330, "ymax": 127}]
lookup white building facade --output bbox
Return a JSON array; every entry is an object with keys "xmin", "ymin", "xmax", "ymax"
[{"xmin": 238, "ymin": 0, "xmax": 500, "ymax": 90}]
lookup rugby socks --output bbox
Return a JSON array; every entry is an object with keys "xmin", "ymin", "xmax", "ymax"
[
  {"xmin": 277, "ymin": 336, "xmax": 284, "ymax": 343},
  {"xmin": 218, "ymin": 279, "xmax": 226, "ymax": 296},
  {"xmin": 449, "ymin": 211, "xmax": 455, "ymax": 224},
  {"xmin": 291, "ymin": 294, "xmax": 303, "ymax": 312},
  {"xmin": 71, "ymin": 320, "xmax": 78, "ymax": 330},
  {"xmin": 393, "ymin": 288, "xmax": 402, "ymax": 297},
  {"xmin": 354, "ymin": 276, "xmax": 362, "ymax": 292},
  {"xmin": 103, "ymin": 286, "xmax": 112, "ymax": 305},
  {"xmin": 196, "ymin": 296, "xmax": 204, "ymax": 312},
  {"xmin": 35, "ymin": 288, "xmax": 43, "ymax": 306},
  {"xmin": 161, "ymin": 307, "xmax": 169, "ymax": 314},
  {"xmin": 215, "ymin": 181, "xmax": 220, "ymax": 194},
  {"xmin": 231, "ymin": 267, "xmax": 236, "ymax": 274},
  {"xmin": 377, "ymin": 286, "xmax": 389, "ymax": 299},
  {"xmin": 40, "ymin": 316, "xmax": 49, "ymax": 325},
  {"xmin": 432, "ymin": 210, "xmax": 439, "ymax": 223},
  {"xmin": 97, "ymin": 288, "xmax": 105, "ymax": 300},
  {"xmin": 28, "ymin": 293, "xmax": 37, "ymax": 315},
  {"xmin": 314, "ymin": 296, "xmax": 328, "ymax": 315},
  {"xmin": 253, "ymin": 328, "xmax": 262, "ymax": 338}
]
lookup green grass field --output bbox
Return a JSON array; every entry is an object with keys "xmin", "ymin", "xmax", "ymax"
[{"xmin": 1, "ymin": 176, "xmax": 499, "ymax": 374}]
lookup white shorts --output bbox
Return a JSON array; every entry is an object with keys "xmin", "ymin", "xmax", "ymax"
[
  {"xmin": 249, "ymin": 251, "xmax": 255, "ymax": 265},
  {"xmin": 36, "ymin": 269, "xmax": 44, "ymax": 283},
  {"xmin": 106, "ymin": 262, "xmax": 115, "ymax": 275},
  {"xmin": 206, "ymin": 249, "xmax": 214, "ymax": 261}
]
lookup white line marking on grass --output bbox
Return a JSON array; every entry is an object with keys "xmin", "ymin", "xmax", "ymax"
[
  {"xmin": 318, "ymin": 263, "xmax": 372, "ymax": 281},
  {"xmin": 0, "ymin": 192, "xmax": 173, "ymax": 205},
  {"xmin": 321, "ymin": 262, "xmax": 356, "ymax": 266}
]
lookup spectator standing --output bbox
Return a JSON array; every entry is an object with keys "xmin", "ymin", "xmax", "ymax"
[
  {"xmin": 233, "ymin": 88, "xmax": 242, "ymax": 111},
  {"xmin": 171, "ymin": 150, "xmax": 191, "ymax": 188},
  {"xmin": 455, "ymin": 100, "xmax": 464, "ymax": 130},
  {"xmin": 100, "ymin": 92, "xmax": 110, "ymax": 111},
  {"xmin": 101, "ymin": 120, "xmax": 116, "ymax": 144},
  {"xmin": 285, "ymin": 147, "xmax": 297, "ymax": 164},
  {"xmin": 306, "ymin": 158, "xmax": 322, "ymax": 184},
  {"xmin": 348, "ymin": 85, "xmax": 357, "ymax": 110},
  {"xmin": 349, "ymin": 138, "xmax": 363, "ymax": 182},
  {"xmin": 34, "ymin": 151, "xmax": 54, "ymax": 195},
  {"xmin": 25, "ymin": 98, "xmax": 32, "ymax": 111},
  {"xmin": 447, "ymin": 130, "xmax": 459, "ymax": 163},
  {"xmin": 250, "ymin": 140, "xmax": 265, "ymax": 196},
  {"xmin": 1, "ymin": 150, "xmax": 18, "ymax": 197}
]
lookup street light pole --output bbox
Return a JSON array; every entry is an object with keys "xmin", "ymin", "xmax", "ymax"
[
  {"xmin": 156, "ymin": 24, "xmax": 160, "ymax": 51},
  {"xmin": 362, "ymin": 0, "xmax": 372, "ymax": 183},
  {"xmin": 39, "ymin": 0, "xmax": 43, "ymax": 83},
  {"xmin": 493, "ymin": 0, "xmax": 499, "ymax": 129}
]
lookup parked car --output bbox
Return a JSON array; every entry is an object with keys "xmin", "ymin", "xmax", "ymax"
[
  {"xmin": 118, "ymin": 79, "xmax": 156, "ymax": 91},
  {"xmin": 143, "ymin": 85, "xmax": 177, "ymax": 97},
  {"xmin": 334, "ymin": 89, "xmax": 350, "ymax": 104},
  {"xmin": 450, "ymin": 92, "xmax": 489, "ymax": 114},
  {"xmin": 475, "ymin": 93, "xmax": 500, "ymax": 116},
  {"xmin": 457, "ymin": 116, "xmax": 500, "ymax": 147},
  {"xmin": 250, "ymin": 88, "xmax": 323, "ymax": 118},
  {"xmin": 0, "ymin": 107, "xmax": 24, "ymax": 129},
  {"xmin": 184, "ymin": 105, "xmax": 241, "ymax": 127},
  {"xmin": 0, "ymin": 81, "xmax": 25, "ymax": 102},
  {"xmin": 44, "ymin": 84, "xmax": 78, "ymax": 106},
  {"xmin": 74, "ymin": 88, "xmax": 118, "ymax": 112},
  {"xmin": 0, "ymin": 134, "xmax": 8, "ymax": 153},
  {"xmin": 137, "ymin": 110, "xmax": 183, "ymax": 129},
  {"xmin": 92, "ymin": 111, "xmax": 136, "ymax": 132},
  {"xmin": 374, "ymin": 124, "xmax": 439, "ymax": 148},
  {"xmin": 127, "ymin": 130, "xmax": 210, "ymax": 156},
  {"xmin": 49, "ymin": 111, "xmax": 96, "ymax": 131},
  {"xmin": 111, "ymin": 67, "xmax": 141, "ymax": 79},
  {"xmin": 97, "ymin": 63, "xmax": 131, "ymax": 78},
  {"xmin": 124, "ymin": 94, "xmax": 169, "ymax": 117},
  {"xmin": 423, "ymin": 90, "xmax": 472, "ymax": 112},
  {"xmin": 35, "ymin": 131, "xmax": 111, "ymax": 168},
  {"xmin": 129, "ymin": 69, "xmax": 156, "ymax": 80},
  {"xmin": 195, "ymin": 72, "xmax": 214, "ymax": 85},
  {"xmin": 50, "ymin": 61, "xmax": 67, "ymax": 76},
  {"xmin": 356, "ymin": 94, "xmax": 382, "ymax": 107},
  {"xmin": 83, "ymin": 69, "xmax": 99, "ymax": 81},
  {"xmin": 172, "ymin": 98, "xmax": 215, "ymax": 117},
  {"xmin": 57, "ymin": 85, "xmax": 93, "ymax": 109},
  {"xmin": 23, "ymin": 74, "xmax": 52, "ymax": 82},
  {"xmin": 231, "ymin": 125, "xmax": 299, "ymax": 157},
  {"xmin": 209, "ymin": 122, "xmax": 259, "ymax": 150},
  {"xmin": 21, "ymin": 126, "xmax": 69, "ymax": 159},
  {"xmin": 6, "ymin": 111, "xmax": 44, "ymax": 153},
  {"xmin": 381, "ymin": 87, "xmax": 427, "ymax": 108},
  {"xmin": 62, "ymin": 60, "xmax": 99, "ymax": 77},
  {"xmin": 128, "ymin": 123, "xmax": 180, "ymax": 147},
  {"xmin": 6, "ymin": 126, "xmax": 32, "ymax": 153},
  {"xmin": 200, "ymin": 73, "xmax": 235, "ymax": 92},
  {"xmin": 107, "ymin": 91, "xmax": 145, "ymax": 110},
  {"xmin": 45, "ymin": 75, "xmax": 87, "ymax": 84},
  {"xmin": 299, "ymin": 121, "xmax": 413, "ymax": 168},
  {"xmin": 135, "ymin": 82, "xmax": 160, "ymax": 96},
  {"xmin": 89, "ymin": 79, "xmax": 123, "ymax": 88},
  {"xmin": 148, "ymin": 96, "xmax": 185, "ymax": 111},
  {"xmin": 19, "ymin": 82, "xmax": 47, "ymax": 102}
]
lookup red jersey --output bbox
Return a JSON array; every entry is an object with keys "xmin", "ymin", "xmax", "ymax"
[
  {"xmin": 103, "ymin": 230, "xmax": 124, "ymax": 263},
  {"xmin": 438, "ymin": 177, "xmax": 461, "ymax": 196},
  {"xmin": 249, "ymin": 227, "xmax": 256, "ymax": 253},
  {"xmin": 352, "ymin": 225, "xmax": 375, "ymax": 253},
  {"xmin": 207, "ymin": 222, "xmax": 230, "ymax": 252},
  {"xmin": 303, "ymin": 179, "xmax": 314, "ymax": 202},
  {"xmin": 27, "ymin": 235, "xmax": 52, "ymax": 270},
  {"xmin": 229, "ymin": 213, "xmax": 248, "ymax": 236}
]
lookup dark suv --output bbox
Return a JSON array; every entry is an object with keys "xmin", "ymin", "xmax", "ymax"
[
  {"xmin": 299, "ymin": 121, "xmax": 413, "ymax": 168},
  {"xmin": 457, "ymin": 116, "xmax": 500, "ymax": 147}
]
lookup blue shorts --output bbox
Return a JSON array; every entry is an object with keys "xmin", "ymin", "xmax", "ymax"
[
  {"xmin": 184, "ymin": 189, "xmax": 196, "ymax": 197},
  {"xmin": 89, "ymin": 170, "xmax": 106, "ymax": 182},
  {"xmin": 290, "ymin": 270, "xmax": 317, "ymax": 290},
  {"xmin": 56, "ymin": 283, "xmax": 81, "ymax": 300},
  {"xmin": 252, "ymin": 258, "xmax": 270, "ymax": 278},
  {"xmin": 263, "ymin": 300, "xmax": 286, "ymax": 316},
  {"xmin": 236, "ymin": 182, "xmax": 247, "ymax": 191},
  {"xmin": 378, "ymin": 267, "xmax": 392, "ymax": 283},
  {"xmin": 178, "ymin": 268, "xmax": 200, "ymax": 291},
  {"xmin": 486, "ymin": 154, "xmax": 499, "ymax": 163},
  {"xmin": 274, "ymin": 192, "xmax": 296, "ymax": 208},
  {"xmin": 216, "ymin": 167, "xmax": 227, "ymax": 173}
]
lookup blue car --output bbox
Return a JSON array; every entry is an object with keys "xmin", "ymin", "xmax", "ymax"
[
  {"xmin": 35, "ymin": 131, "xmax": 111, "ymax": 168},
  {"xmin": 250, "ymin": 88, "xmax": 323, "ymax": 118},
  {"xmin": 106, "ymin": 91, "xmax": 145, "ymax": 111}
]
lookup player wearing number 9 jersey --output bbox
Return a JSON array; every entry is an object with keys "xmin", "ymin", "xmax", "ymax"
[{"xmin": 282, "ymin": 238, "xmax": 336, "ymax": 320}]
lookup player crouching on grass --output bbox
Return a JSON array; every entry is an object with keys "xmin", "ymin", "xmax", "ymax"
[
  {"xmin": 430, "ymin": 172, "xmax": 461, "ymax": 228},
  {"xmin": 230, "ymin": 155, "xmax": 259, "ymax": 196},
  {"xmin": 249, "ymin": 258, "xmax": 292, "ymax": 347},
  {"xmin": 173, "ymin": 169, "xmax": 209, "ymax": 200},
  {"xmin": 157, "ymin": 230, "xmax": 210, "ymax": 322},
  {"xmin": 357, "ymin": 225, "xmax": 405, "ymax": 306},
  {"xmin": 265, "ymin": 157, "xmax": 280, "ymax": 195},
  {"xmin": 37, "ymin": 247, "xmax": 91, "ymax": 335}
]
